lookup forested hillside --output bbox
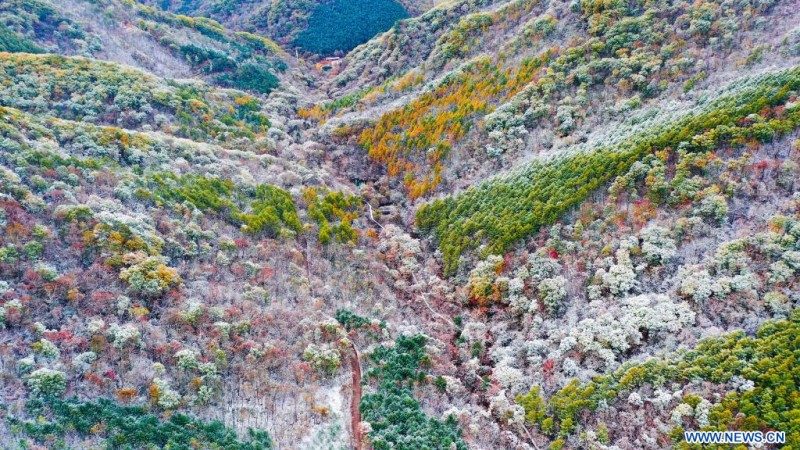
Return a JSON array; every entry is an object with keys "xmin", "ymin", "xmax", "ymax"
[
  {"xmin": 0, "ymin": 0, "xmax": 798, "ymax": 449},
  {"xmin": 136, "ymin": 0, "xmax": 425, "ymax": 53}
]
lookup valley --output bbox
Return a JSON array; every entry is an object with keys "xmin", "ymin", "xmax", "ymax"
[{"xmin": 0, "ymin": 0, "xmax": 799, "ymax": 448}]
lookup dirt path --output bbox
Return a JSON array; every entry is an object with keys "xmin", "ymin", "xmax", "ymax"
[{"xmin": 349, "ymin": 342, "xmax": 364, "ymax": 450}]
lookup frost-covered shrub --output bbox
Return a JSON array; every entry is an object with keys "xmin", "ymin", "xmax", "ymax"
[
  {"xmin": 199, "ymin": 362, "xmax": 218, "ymax": 378},
  {"xmin": 466, "ymin": 255, "xmax": 505, "ymax": 306},
  {"xmin": 784, "ymin": 26, "xmax": 800, "ymax": 56},
  {"xmin": 783, "ymin": 251, "xmax": 800, "ymax": 270},
  {"xmin": 764, "ymin": 291, "xmax": 791, "ymax": 317},
  {"xmin": 17, "ymin": 355, "xmax": 36, "ymax": 375},
  {"xmin": 596, "ymin": 248, "xmax": 637, "ymax": 296},
  {"xmin": 678, "ymin": 265, "xmax": 719, "ymax": 304},
  {"xmin": 487, "ymin": 125, "xmax": 527, "ymax": 156},
  {"xmin": 640, "ymin": 225, "xmax": 676, "ymax": 265},
  {"xmin": 72, "ymin": 351, "xmax": 97, "ymax": 373},
  {"xmin": 778, "ymin": 160, "xmax": 798, "ymax": 189},
  {"xmin": 651, "ymin": 389, "xmax": 674, "ymax": 411},
  {"xmin": 195, "ymin": 384, "xmax": 214, "ymax": 405},
  {"xmin": 0, "ymin": 245, "xmax": 19, "ymax": 264},
  {"xmin": 562, "ymin": 357, "xmax": 579, "ymax": 376},
  {"xmin": 694, "ymin": 192, "xmax": 728, "ymax": 223},
  {"xmin": 119, "ymin": 253, "xmax": 180, "ymax": 297},
  {"xmin": 0, "ymin": 297, "xmax": 18, "ymax": 328},
  {"xmin": 568, "ymin": 294, "xmax": 694, "ymax": 367},
  {"xmin": 695, "ymin": 398, "xmax": 712, "ymax": 427},
  {"xmin": 507, "ymin": 251, "xmax": 566, "ymax": 315},
  {"xmin": 33, "ymin": 322, "xmax": 48, "ymax": 335},
  {"xmin": 713, "ymin": 239, "xmax": 751, "ymax": 274},
  {"xmin": 556, "ymin": 103, "xmax": 576, "ymax": 134},
  {"xmin": 769, "ymin": 260, "xmax": 795, "ymax": 284},
  {"xmin": 715, "ymin": 272, "xmax": 760, "ymax": 296},
  {"xmin": 175, "ymin": 349, "xmax": 200, "ymax": 371},
  {"xmin": 87, "ymin": 317, "xmax": 105, "ymax": 334},
  {"xmin": 302, "ymin": 344, "xmax": 341, "ymax": 376},
  {"xmin": 627, "ymin": 392, "xmax": 643, "ymax": 406},
  {"xmin": 489, "ymin": 390, "xmax": 525, "ymax": 426},
  {"xmin": 731, "ymin": 375, "xmax": 755, "ymax": 392},
  {"xmin": 26, "ymin": 368, "xmax": 67, "ymax": 397},
  {"xmin": 753, "ymin": 225, "xmax": 793, "ymax": 258},
  {"xmin": 242, "ymin": 284, "xmax": 269, "ymax": 303},
  {"xmin": 377, "ymin": 225, "xmax": 425, "ymax": 281},
  {"xmin": 538, "ymin": 276, "xmax": 567, "ymax": 315},
  {"xmin": 671, "ymin": 403, "xmax": 694, "ymax": 424},
  {"xmin": 673, "ymin": 216, "xmax": 704, "ymax": 240},
  {"xmin": 180, "ymin": 300, "xmax": 204, "ymax": 324},
  {"xmin": 441, "ymin": 376, "xmax": 466, "ymax": 397},
  {"xmin": 33, "ymin": 339, "xmax": 60, "ymax": 360},
  {"xmin": 108, "ymin": 323, "xmax": 141, "ymax": 349},
  {"xmin": 586, "ymin": 284, "xmax": 603, "ymax": 301},
  {"xmin": 116, "ymin": 295, "xmax": 131, "ymax": 316},
  {"xmin": 461, "ymin": 321, "xmax": 488, "ymax": 347},
  {"xmin": 35, "ymin": 263, "xmax": 59, "ymax": 282},
  {"xmin": 86, "ymin": 197, "xmax": 164, "ymax": 249},
  {"xmin": 152, "ymin": 378, "xmax": 181, "ymax": 409},
  {"xmin": 152, "ymin": 362, "xmax": 166, "ymax": 376},
  {"xmin": 526, "ymin": 252, "xmax": 561, "ymax": 281},
  {"xmin": 493, "ymin": 363, "xmax": 526, "ymax": 395},
  {"xmin": 214, "ymin": 321, "xmax": 232, "ymax": 337},
  {"xmin": 506, "ymin": 277, "xmax": 531, "ymax": 314}
]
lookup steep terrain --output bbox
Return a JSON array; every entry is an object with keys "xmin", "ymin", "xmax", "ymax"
[
  {"xmin": 0, "ymin": 0, "xmax": 799, "ymax": 449},
  {"xmin": 136, "ymin": 0, "xmax": 430, "ymax": 54}
]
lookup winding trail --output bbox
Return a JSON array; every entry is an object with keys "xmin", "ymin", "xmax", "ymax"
[{"xmin": 349, "ymin": 342, "xmax": 363, "ymax": 450}]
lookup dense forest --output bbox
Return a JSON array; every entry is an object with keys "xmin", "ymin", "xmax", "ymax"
[{"xmin": 294, "ymin": 0, "xmax": 409, "ymax": 54}]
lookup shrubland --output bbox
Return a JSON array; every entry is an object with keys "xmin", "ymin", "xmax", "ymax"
[
  {"xmin": 337, "ymin": 0, "xmax": 784, "ymax": 202},
  {"xmin": 517, "ymin": 311, "xmax": 800, "ymax": 446},
  {"xmin": 418, "ymin": 66, "xmax": 800, "ymax": 274},
  {"xmin": 0, "ymin": 53, "xmax": 273, "ymax": 144},
  {"xmin": 0, "ymin": 0, "xmax": 100, "ymax": 55},
  {"xmin": 2, "ymin": 0, "xmax": 799, "ymax": 448}
]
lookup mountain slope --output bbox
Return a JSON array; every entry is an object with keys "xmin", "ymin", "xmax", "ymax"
[
  {"xmin": 0, "ymin": 0, "xmax": 799, "ymax": 449},
  {"xmin": 136, "ymin": 0, "xmax": 431, "ymax": 53},
  {"xmin": 1, "ymin": 0, "xmax": 293, "ymax": 93}
]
